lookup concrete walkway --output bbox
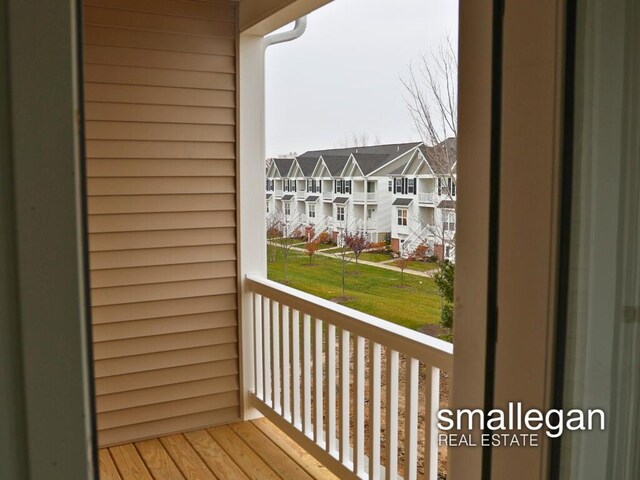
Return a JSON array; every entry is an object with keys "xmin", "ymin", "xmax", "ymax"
[{"xmin": 268, "ymin": 241, "xmax": 437, "ymax": 278}]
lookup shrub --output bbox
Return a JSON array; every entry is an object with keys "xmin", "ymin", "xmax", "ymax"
[{"xmin": 316, "ymin": 231, "xmax": 332, "ymax": 244}]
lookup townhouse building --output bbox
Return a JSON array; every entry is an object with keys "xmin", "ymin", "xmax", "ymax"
[{"xmin": 266, "ymin": 139, "xmax": 457, "ymax": 259}]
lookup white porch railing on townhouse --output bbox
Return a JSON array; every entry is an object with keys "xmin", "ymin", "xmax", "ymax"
[
  {"xmin": 297, "ymin": 191, "xmax": 306, "ymax": 200},
  {"xmin": 353, "ymin": 192, "xmax": 365, "ymax": 202},
  {"xmin": 367, "ymin": 192, "xmax": 377, "ymax": 202},
  {"xmin": 246, "ymin": 274, "xmax": 453, "ymax": 480},
  {"xmin": 401, "ymin": 224, "xmax": 435, "ymax": 257},
  {"xmin": 418, "ymin": 193, "xmax": 436, "ymax": 205},
  {"xmin": 352, "ymin": 192, "xmax": 378, "ymax": 203},
  {"xmin": 323, "ymin": 191, "xmax": 334, "ymax": 201},
  {"xmin": 275, "ymin": 189, "xmax": 284, "ymax": 198}
]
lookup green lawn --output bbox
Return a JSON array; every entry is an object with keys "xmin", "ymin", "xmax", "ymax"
[
  {"xmin": 357, "ymin": 251, "xmax": 394, "ymax": 263},
  {"xmin": 267, "ymin": 250, "xmax": 441, "ymax": 330},
  {"xmin": 406, "ymin": 260, "xmax": 439, "ymax": 273},
  {"xmin": 270, "ymin": 237, "xmax": 306, "ymax": 245}
]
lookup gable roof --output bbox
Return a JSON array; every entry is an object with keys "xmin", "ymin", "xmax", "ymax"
[
  {"xmin": 295, "ymin": 141, "xmax": 422, "ymax": 178},
  {"xmin": 272, "ymin": 158, "xmax": 295, "ymax": 177},
  {"xmin": 419, "ymin": 138, "xmax": 457, "ymax": 176}
]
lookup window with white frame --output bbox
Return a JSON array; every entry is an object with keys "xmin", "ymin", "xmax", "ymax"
[
  {"xmin": 397, "ymin": 208, "xmax": 408, "ymax": 226},
  {"xmin": 336, "ymin": 206, "xmax": 345, "ymax": 221},
  {"xmin": 388, "ymin": 180, "xmax": 393, "ymax": 192},
  {"xmin": 308, "ymin": 203, "xmax": 316, "ymax": 218},
  {"xmin": 445, "ymin": 244, "xmax": 452, "ymax": 259},
  {"xmin": 438, "ymin": 177, "xmax": 456, "ymax": 196},
  {"xmin": 443, "ymin": 210, "xmax": 456, "ymax": 231},
  {"xmin": 284, "ymin": 202, "xmax": 291, "ymax": 216},
  {"xmin": 367, "ymin": 207, "xmax": 375, "ymax": 219}
]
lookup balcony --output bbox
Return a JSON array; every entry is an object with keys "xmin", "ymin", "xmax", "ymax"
[
  {"xmin": 353, "ymin": 192, "xmax": 378, "ymax": 203},
  {"xmin": 297, "ymin": 191, "xmax": 307, "ymax": 200},
  {"xmin": 275, "ymin": 189, "xmax": 284, "ymax": 199},
  {"xmin": 323, "ymin": 191, "xmax": 334, "ymax": 201},
  {"xmin": 246, "ymin": 275, "xmax": 453, "ymax": 480},
  {"xmin": 418, "ymin": 193, "xmax": 436, "ymax": 205},
  {"xmin": 99, "ymin": 418, "xmax": 338, "ymax": 480}
]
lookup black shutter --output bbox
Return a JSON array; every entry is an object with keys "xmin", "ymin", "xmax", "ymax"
[
  {"xmin": 414, "ymin": 178, "xmax": 418, "ymax": 194},
  {"xmin": 403, "ymin": 178, "xmax": 407, "ymax": 195}
]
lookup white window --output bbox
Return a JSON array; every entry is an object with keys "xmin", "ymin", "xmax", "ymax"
[
  {"xmin": 443, "ymin": 210, "xmax": 456, "ymax": 231},
  {"xmin": 445, "ymin": 244, "xmax": 452, "ymax": 259},
  {"xmin": 284, "ymin": 202, "xmax": 291, "ymax": 216},
  {"xmin": 395, "ymin": 178, "xmax": 403, "ymax": 192},
  {"xmin": 397, "ymin": 208, "xmax": 408, "ymax": 226},
  {"xmin": 367, "ymin": 207, "xmax": 375, "ymax": 219},
  {"xmin": 388, "ymin": 180, "xmax": 393, "ymax": 192},
  {"xmin": 336, "ymin": 206, "xmax": 345, "ymax": 221},
  {"xmin": 308, "ymin": 203, "xmax": 316, "ymax": 218},
  {"xmin": 367, "ymin": 181, "xmax": 376, "ymax": 193}
]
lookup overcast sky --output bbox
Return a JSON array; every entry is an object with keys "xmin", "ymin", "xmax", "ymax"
[{"xmin": 265, "ymin": 0, "xmax": 458, "ymax": 157}]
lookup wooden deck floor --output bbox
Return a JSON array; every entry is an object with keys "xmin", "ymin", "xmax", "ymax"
[{"xmin": 99, "ymin": 418, "xmax": 338, "ymax": 480}]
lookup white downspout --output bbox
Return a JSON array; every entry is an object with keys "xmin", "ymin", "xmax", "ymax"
[{"xmin": 264, "ymin": 17, "xmax": 308, "ymax": 49}]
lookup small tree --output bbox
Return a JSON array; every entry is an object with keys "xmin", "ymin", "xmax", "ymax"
[
  {"xmin": 413, "ymin": 243, "xmax": 431, "ymax": 262},
  {"xmin": 433, "ymin": 261, "xmax": 455, "ymax": 340},
  {"xmin": 393, "ymin": 256, "xmax": 410, "ymax": 287},
  {"xmin": 304, "ymin": 241, "xmax": 319, "ymax": 264},
  {"xmin": 266, "ymin": 212, "xmax": 282, "ymax": 262},
  {"xmin": 343, "ymin": 231, "xmax": 370, "ymax": 264},
  {"xmin": 277, "ymin": 215, "xmax": 302, "ymax": 283}
]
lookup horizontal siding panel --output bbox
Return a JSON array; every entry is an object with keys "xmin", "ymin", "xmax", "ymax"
[
  {"xmin": 89, "ymin": 227, "xmax": 235, "ymax": 251},
  {"xmin": 88, "ymin": 211, "xmax": 236, "ymax": 233},
  {"xmin": 87, "ymin": 160, "xmax": 235, "ymax": 179},
  {"xmin": 96, "ymin": 375, "xmax": 238, "ymax": 412},
  {"xmin": 86, "ymin": 140, "xmax": 235, "ymax": 159},
  {"xmin": 91, "ymin": 261, "xmax": 236, "ymax": 288},
  {"xmin": 91, "ymin": 277, "xmax": 236, "ymax": 306},
  {"xmin": 93, "ymin": 310, "xmax": 236, "ymax": 342},
  {"xmin": 95, "ymin": 359, "xmax": 238, "ymax": 395},
  {"xmin": 92, "ymin": 293, "xmax": 237, "ymax": 324},
  {"xmin": 98, "ymin": 407, "xmax": 239, "ymax": 447},
  {"xmin": 85, "ymin": 0, "xmax": 236, "ymax": 22},
  {"xmin": 93, "ymin": 326, "xmax": 237, "ymax": 360},
  {"xmin": 88, "ymin": 193, "xmax": 235, "ymax": 214},
  {"xmin": 97, "ymin": 391, "xmax": 239, "ymax": 430},
  {"xmin": 85, "ymin": 102, "xmax": 235, "ymax": 124},
  {"xmin": 85, "ymin": 7, "xmax": 235, "ymax": 38},
  {"xmin": 86, "ymin": 122, "xmax": 234, "ymax": 142},
  {"xmin": 90, "ymin": 244, "xmax": 236, "ymax": 269},
  {"xmin": 84, "ymin": 26, "xmax": 235, "ymax": 56},
  {"xmin": 88, "ymin": 177, "xmax": 235, "ymax": 195},
  {"xmin": 83, "ymin": 64, "xmax": 235, "ymax": 90},
  {"xmin": 85, "ymin": 82, "xmax": 235, "ymax": 107},
  {"xmin": 94, "ymin": 343, "xmax": 238, "ymax": 378}
]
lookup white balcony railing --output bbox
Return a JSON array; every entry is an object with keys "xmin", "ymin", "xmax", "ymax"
[
  {"xmin": 418, "ymin": 192, "xmax": 436, "ymax": 205},
  {"xmin": 246, "ymin": 274, "xmax": 453, "ymax": 480},
  {"xmin": 297, "ymin": 191, "xmax": 306, "ymax": 200},
  {"xmin": 275, "ymin": 189, "xmax": 284, "ymax": 199},
  {"xmin": 323, "ymin": 191, "xmax": 333, "ymax": 201},
  {"xmin": 352, "ymin": 192, "xmax": 377, "ymax": 203}
]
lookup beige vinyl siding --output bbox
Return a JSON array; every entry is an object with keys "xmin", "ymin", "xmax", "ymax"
[{"xmin": 83, "ymin": 0, "xmax": 239, "ymax": 447}]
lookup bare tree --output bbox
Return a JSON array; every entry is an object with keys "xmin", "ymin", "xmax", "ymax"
[
  {"xmin": 335, "ymin": 132, "xmax": 382, "ymax": 148},
  {"xmin": 343, "ymin": 230, "xmax": 370, "ymax": 265},
  {"xmin": 402, "ymin": 37, "xmax": 458, "ymax": 259}
]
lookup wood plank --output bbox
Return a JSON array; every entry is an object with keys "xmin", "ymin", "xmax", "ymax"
[
  {"xmin": 99, "ymin": 407, "xmax": 239, "ymax": 448},
  {"xmin": 93, "ymin": 310, "xmax": 236, "ymax": 341},
  {"xmin": 88, "ymin": 211, "xmax": 236, "ymax": 234},
  {"xmin": 94, "ymin": 343, "xmax": 238, "ymax": 378},
  {"xmin": 89, "ymin": 228, "xmax": 236, "ymax": 252},
  {"xmin": 134, "ymin": 438, "xmax": 184, "ymax": 480},
  {"xmin": 207, "ymin": 425, "xmax": 281, "ymax": 480},
  {"xmin": 85, "ymin": 140, "xmax": 235, "ymax": 160},
  {"xmin": 184, "ymin": 429, "xmax": 250, "ymax": 480},
  {"xmin": 230, "ymin": 422, "xmax": 314, "ymax": 480},
  {"xmin": 99, "ymin": 449, "xmax": 122, "ymax": 480},
  {"xmin": 252, "ymin": 419, "xmax": 340, "ymax": 480},
  {"xmin": 88, "ymin": 177, "xmax": 235, "ymax": 196},
  {"xmin": 109, "ymin": 444, "xmax": 153, "ymax": 479},
  {"xmin": 160, "ymin": 434, "xmax": 217, "ymax": 479},
  {"xmin": 85, "ymin": 122, "xmax": 235, "ymax": 142},
  {"xmin": 87, "ymin": 160, "xmax": 236, "ymax": 179},
  {"xmin": 84, "ymin": 102, "xmax": 235, "ymax": 125}
]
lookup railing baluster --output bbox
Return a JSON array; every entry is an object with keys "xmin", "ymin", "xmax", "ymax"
[
  {"xmin": 292, "ymin": 309, "xmax": 301, "ymax": 429},
  {"xmin": 263, "ymin": 296, "xmax": 271, "ymax": 405},
  {"xmin": 385, "ymin": 349, "xmax": 399, "ymax": 480},
  {"xmin": 340, "ymin": 329, "xmax": 350, "ymax": 465},
  {"xmin": 326, "ymin": 324, "xmax": 337, "ymax": 455},
  {"xmin": 303, "ymin": 313, "xmax": 312, "ymax": 438},
  {"xmin": 314, "ymin": 318, "xmax": 324, "ymax": 447},
  {"xmin": 405, "ymin": 357, "xmax": 419, "ymax": 480},
  {"xmin": 282, "ymin": 305, "xmax": 291, "ymax": 422},
  {"xmin": 355, "ymin": 335, "xmax": 365, "ymax": 476},
  {"xmin": 272, "ymin": 301, "xmax": 281, "ymax": 413},
  {"xmin": 424, "ymin": 366, "xmax": 440, "ymax": 480},
  {"xmin": 369, "ymin": 341, "xmax": 382, "ymax": 479},
  {"xmin": 253, "ymin": 293, "xmax": 263, "ymax": 399}
]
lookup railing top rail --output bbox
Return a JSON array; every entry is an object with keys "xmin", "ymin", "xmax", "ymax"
[{"xmin": 246, "ymin": 274, "xmax": 453, "ymax": 371}]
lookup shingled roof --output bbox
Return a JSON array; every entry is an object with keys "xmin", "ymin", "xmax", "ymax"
[
  {"xmin": 272, "ymin": 158, "xmax": 295, "ymax": 176},
  {"xmin": 419, "ymin": 138, "xmax": 457, "ymax": 175}
]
